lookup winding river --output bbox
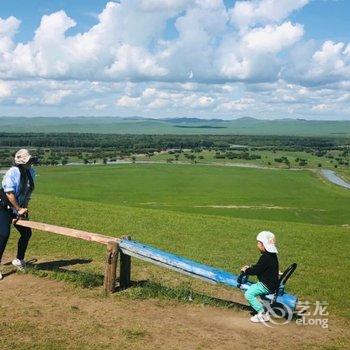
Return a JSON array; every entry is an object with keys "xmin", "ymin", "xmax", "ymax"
[{"xmin": 320, "ymin": 169, "xmax": 350, "ymax": 189}]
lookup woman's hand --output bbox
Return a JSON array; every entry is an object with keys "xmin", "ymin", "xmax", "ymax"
[
  {"xmin": 241, "ymin": 265, "xmax": 250, "ymax": 272},
  {"xmin": 18, "ymin": 208, "xmax": 28, "ymax": 217},
  {"xmin": 12, "ymin": 208, "xmax": 28, "ymax": 224}
]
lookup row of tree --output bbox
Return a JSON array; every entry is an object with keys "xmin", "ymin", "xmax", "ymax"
[
  {"xmin": 0, "ymin": 133, "xmax": 349, "ymax": 167},
  {"xmin": 1, "ymin": 133, "xmax": 349, "ymax": 151}
]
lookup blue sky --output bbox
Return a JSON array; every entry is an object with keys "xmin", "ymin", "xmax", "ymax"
[
  {"xmin": 0, "ymin": 0, "xmax": 107, "ymax": 42},
  {"xmin": 0, "ymin": 0, "xmax": 349, "ymax": 119},
  {"xmin": 291, "ymin": 1, "xmax": 350, "ymax": 42}
]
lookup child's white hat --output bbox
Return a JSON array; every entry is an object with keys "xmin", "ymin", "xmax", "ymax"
[{"xmin": 256, "ymin": 231, "xmax": 278, "ymax": 253}]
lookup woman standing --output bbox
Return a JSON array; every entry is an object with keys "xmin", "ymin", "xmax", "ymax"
[{"xmin": 0, "ymin": 149, "xmax": 38, "ymax": 279}]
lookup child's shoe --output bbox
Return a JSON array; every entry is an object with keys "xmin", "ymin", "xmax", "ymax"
[
  {"xmin": 250, "ymin": 312, "xmax": 270, "ymax": 323},
  {"xmin": 263, "ymin": 312, "xmax": 270, "ymax": 322},
  {"xmin": 12, "ymin": 258, "xmax": 26, "ymax": 272}
]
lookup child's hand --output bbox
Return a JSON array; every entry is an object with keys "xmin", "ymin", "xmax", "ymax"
[{"xmin": 241, "ymin": 265, "xmax": 250, "ymax": 272}]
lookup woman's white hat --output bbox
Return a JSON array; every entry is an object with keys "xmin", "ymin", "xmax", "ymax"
[
  {"xmin": 14, "ymin": 149, "xmax": 33, "ymax": 165},
  {"xmin": 256, "ymin": 231, "xmax": 278, "ymax": 253}
]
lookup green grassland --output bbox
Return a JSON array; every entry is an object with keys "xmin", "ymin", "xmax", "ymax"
[
  {"xmin": 338, "ymin": 168, "xmax": 350, "ymax": 182},
  {"xmin": 36, "ymin": 164, "xmax": 350, "ymax": 226},
  {"xmin": 1, "ymin": 117, "xmax": 350, "ymax": 136},
  {"xmin": 5, "ymin": 163, "xmax": 349, "ymax": 322}
]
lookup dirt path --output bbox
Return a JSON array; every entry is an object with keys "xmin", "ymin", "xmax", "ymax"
[{"xmin": 0, "ymin": 273, "xmax": 347, "ymax": 350}]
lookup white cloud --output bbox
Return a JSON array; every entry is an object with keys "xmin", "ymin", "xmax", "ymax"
[
  {"xmin": 81, "ymin": 99, "xmax": 108, "ymax": 110},
  {"xmin": 116, "ymin": 85, "xmax": 218, "ymax": 111},
  {"xmin": 337, "ymin": 93, "xmax": 350, "ymax": 103},
  {"xmin": 215, "ymin": 20, "xmax": 304, "ymax": 82},
  {"xmin": 42, "ymin": 89, "xmax": 72, "ymax": 105},
  {"xmin": 15, "ymin": 97, "xmax": 38, "ymax": 105},
  {"xmin": 242, "ymin": 22, "xmax": 303, "ymax": 53},
  {"xmin": 285, "ymin": 40, "xmax": 350, "ymax": 85},
  {"xmin": 196, "ymin": 96, "xmax": 214, "ymax": 107},
  {"xmin": 0, "ymin": 81, "xmax": 11, "ymax": 99},
  {"xmin": 0, "ymin": 1, "xmax": 172, "ymax": 81},
  {"xmin": 0, "ymin": 16, "xmax": 20, "ymax": 53},
  {"xmin": 140, "ymin": 0, "xmax": 193, "ymax": 12},
  {"xmin": 312, "ymin": 103, "xmax": 330, "ymax": 111},
  {"xmin": 0, "ymin": 0, "xmax": 325, "ymax": 88},
  {"xmin": 147, "ymin": 98, "xmax": 170, "ymax": 109},
  {"xmin": 116, "ymin": 95, "xmax": 141, "ymax": 108},
  {"xmin": 0, "ymin": 0, "xmax": 349, "ymax": 119},
  {"xmin": 2, "ymin": 78, "xmax": 350, "ymax": 119},
  {"xmin": 217, "ymin": 98, "xmax": 255, "ymax": 111},
  {"xmin": 310, "ymin": 41, "xmax": 350, "ymax": 78},
  {"xmin": 105, "ymin": 44, "xmax": 167, "ymax": 79},
  {"xmin": 216, "ymin": 40, "xmax": 280, "ymax": 82},
  {"xmin": 0, "ymin": 16, "xmax": 20, "ymax": 37},
  {"xmin": 156, "ymin": 0, "xmax": 228, "ymax": 82},
  {"xmin": 230, "ymin": 0, "xmax": 309, "ymax": 28}
]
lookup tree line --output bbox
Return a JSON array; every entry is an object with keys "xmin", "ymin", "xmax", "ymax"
[
  {"xmin": 0, "ymin": 133, "xmax": 348, "ymax": 150},
  {"xmin": 0, "ymin": 133, "xmax": 348, "ymax": 167}
]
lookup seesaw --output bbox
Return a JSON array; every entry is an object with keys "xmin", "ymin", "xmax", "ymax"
[{"xmin": 16, "ymin": 220, "xmax": 298, "ymax": 312}]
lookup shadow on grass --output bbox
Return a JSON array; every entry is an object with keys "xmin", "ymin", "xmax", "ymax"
[
  {"xmin": 33, "ymin": 258, "xmax": 92, "ymax": 270},
  {"xmin": 2, "ymin": 269, "xmax": 17, "ymax": 278},
  {"xmin": 24, "ymin": 260, "xmax": 249, "ymax": 311},
  {"xmin": 122, "ymin": 279, "xmax": 249, "ymax": 311},
  {"xmin": 27, "ymin": 258, "xmax": 104, "ymax": 289}
]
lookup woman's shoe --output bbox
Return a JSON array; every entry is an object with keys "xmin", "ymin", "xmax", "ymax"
[{"xmin": 12, "ymin": 258, "xmax": 26, "ymax": 272}]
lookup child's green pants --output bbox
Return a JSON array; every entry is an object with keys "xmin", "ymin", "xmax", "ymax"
[{"xmin": 244, "ymin": 282, "xmax": 270, "ymax": 313}]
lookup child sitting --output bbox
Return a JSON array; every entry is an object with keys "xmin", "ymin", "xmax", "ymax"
[{"xmin": 241, "ymin": 231, "xmax": 279, "ymax": 323}]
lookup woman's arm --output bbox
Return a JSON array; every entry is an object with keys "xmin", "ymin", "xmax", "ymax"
[{"xmin": 5, "ymin": 192, "xmax": 28, "ymax": 216}]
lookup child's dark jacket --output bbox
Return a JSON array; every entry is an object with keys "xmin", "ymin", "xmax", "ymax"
[{"xmin": 245, "ymin": 252, "xmax": 279, "ymax": 292}]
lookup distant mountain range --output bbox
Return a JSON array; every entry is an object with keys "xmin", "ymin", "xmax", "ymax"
[{"xmin": 0, "ymin": 116, "xmax": 349, "ymax": 137}]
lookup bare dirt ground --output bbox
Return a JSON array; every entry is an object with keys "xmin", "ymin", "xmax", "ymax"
[{"xmin": 0, "ymin": 273, "xmax": 348, "ymax": 350}]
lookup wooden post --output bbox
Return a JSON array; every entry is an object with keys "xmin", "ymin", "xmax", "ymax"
[
  {"xmin": 103, "ymin": 241, "xmax": 119, "ymax": 293},
  {"xmin": 119, "ymin": 236, "xmax": 131, "ymax": 290}
]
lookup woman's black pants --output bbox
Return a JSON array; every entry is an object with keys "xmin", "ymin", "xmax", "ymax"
[{"xmin": 0, "ymin": 208, "xmax": 32, "ymax": 262}]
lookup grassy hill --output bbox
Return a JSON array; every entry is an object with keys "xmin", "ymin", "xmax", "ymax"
[
  {"xmin": 7, "ymin": 163, "xmax": 349, "ymax": 322},
  {"xmin": 1, "ymin": 116, "xmax": 350, "ymax": 136}
]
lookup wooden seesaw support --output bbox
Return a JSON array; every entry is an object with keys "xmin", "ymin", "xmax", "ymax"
[{"xmin": 16, "ymin": 220, "xmax": 121, "ymax": 293}]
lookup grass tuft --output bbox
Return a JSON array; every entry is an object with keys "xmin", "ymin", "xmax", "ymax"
[
  {"xmin": 27, "ymin": 265, "xmax": 104, "ymax": 289},
  {"xmin": 121, "ymin": 328, "xmax": 148, "ymax": 341}
]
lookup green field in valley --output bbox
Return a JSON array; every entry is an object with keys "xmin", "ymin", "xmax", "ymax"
[
  {"xmin": 5, "ymin": 163, "xmax": 349, "ymax": 322},
  {"xmin": 36, "ymin": 164, "xmax": 350, "ymax": 225}
]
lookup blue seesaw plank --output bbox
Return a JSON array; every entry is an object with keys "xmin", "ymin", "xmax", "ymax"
[{"xmin": 119, "ymin": 239, "xmax": 298, "ymax": 310}]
